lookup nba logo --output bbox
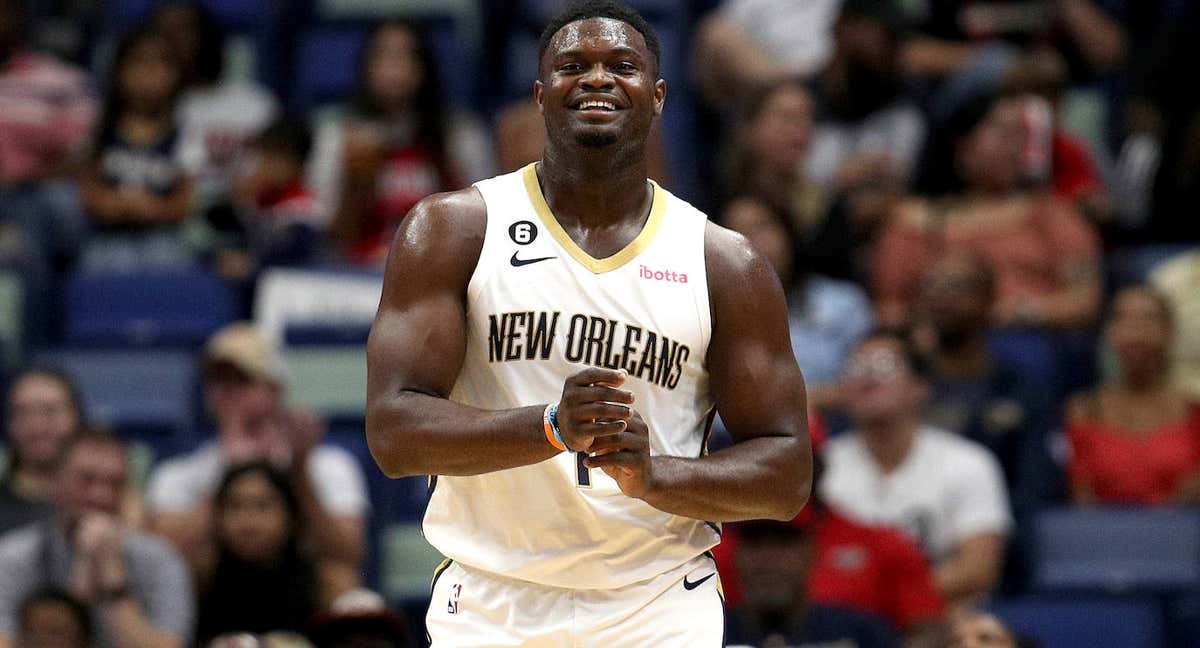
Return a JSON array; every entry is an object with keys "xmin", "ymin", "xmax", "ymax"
[{"xmin": 447, "ymin": 583, "xmax": 462, "ymax": 614}]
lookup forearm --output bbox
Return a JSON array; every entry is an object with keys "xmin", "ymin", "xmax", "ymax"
[
  {"xmin": 367, "ymin": 390, "xmax": 558, "ymax": 477},
  {"xmin": 290, "ymin": 461, "xmax": 364, "ymax": 565},
  {"xmin": 640, "ymin": 436, "xmax": 810, "ymax": 522},
  {"xmin": 1058, "ymin": 0, "xmax": 1126, "ymax": 71},
  {"xmin": 102, "ymin": 599, "xmax": 182, "ymax": 648}
]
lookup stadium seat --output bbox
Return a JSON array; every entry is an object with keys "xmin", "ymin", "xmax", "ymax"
[
  {"xmin": 990, "ymin": 595, "xmax": 1163, "ymax": 648},
  {"xmin": 292, "ymin": 28, "xmax": 368, "ymax": 111},
  {"xmin": 64, "ymin": 269, "xmax": 236, "ymax": 349},
  {"xmin": 1033, "ymin": 507, "xmax": 1200, "ymax": 594},
  {"xmin": 285, "ymin": 345, "xmax": 367, "ymax": 425},
  {"xmin": 32, "ymin": 349, "xmax": 198, "ymax": 455},
  {"xmin": 254, "ymin": 266, "xmax": 382, "ymax": 347}
]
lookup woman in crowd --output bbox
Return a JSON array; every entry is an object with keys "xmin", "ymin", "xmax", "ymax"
[
  {"xmin": 1, "ymin": 367, "xmax": 84, "ymax": 534},
  {"xmin": 311, "ymin": 19, "xmax": 494, "ymax": 264},
  {"xmin": 78, "ymin": 28, "xmax": 193, "ymax": 271},
  {"xmin": 1066, "ymin": 286, "xmax": 1200, "ymax": 505},
  {"xmin": 873, "ymin": 91, "xmax": 1102, "ymax": 331},
  {"xmin": 194, "ymin": 463, "xmax": 324, "ymax": 644}
]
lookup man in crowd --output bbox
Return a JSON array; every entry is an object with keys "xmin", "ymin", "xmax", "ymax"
[
  {"xmin": 821, "ymin": 332, "xmax": 1012, "ymax": 607},
  {"xmin": 0, "ymin": 430, "xmax": 193, "ymax": 648},
  {"xmin": 145, "ymin": 323, "xmax": 368, "ymax": 590}
]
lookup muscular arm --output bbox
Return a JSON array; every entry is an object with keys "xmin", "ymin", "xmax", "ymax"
[
  {"xmin": 366, "ymin": 190, "xmax": 561, "ymax": 477},
  {"xmin": 593, "ymin": 225, "xmax": 812, "ymax": 522}
]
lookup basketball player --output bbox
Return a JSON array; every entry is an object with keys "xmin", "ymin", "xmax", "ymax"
[{"xmin": 365, "ymin": 2, "xmax": 811, "ymax": 645}]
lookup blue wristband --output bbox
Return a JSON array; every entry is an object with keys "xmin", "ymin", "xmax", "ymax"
[{"xmin": 549, "ymin": 403, "xmax": 572, "ymax": 452}]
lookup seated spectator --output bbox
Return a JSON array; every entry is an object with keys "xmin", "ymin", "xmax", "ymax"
[
  {"xmin": 821, "ymin": 332, "xmax": 1012, "ymax": 607},
  {"xmin": 215, "ymin": 117, "xmax": 325, "ymax": 279},
  {"xmin": 1066, "ymin": 286, "xmax": 1200, "ymax": 505},
  {"xmin": 15, "ymin": 588, "xmax": 92, "ymax": 648},
  {"xmin": 874, "ymin": 92, "xmax": 1102, "ymax": 331},
  {"xmin": 152, "ymin": 1, "xmax": 279, "ymax": 212},
  {"xmin": 306, "ymin": 589, "xmax": 412, "ymax": 648},
  {"xmin": 146, "ymin": 324, "xmax": 367, "ymax": 597},
  {"xmin": 725, "ymin": 518, "xmax": 901, "ymax": 648},
  {"xmin": 195, "ymin": 463, "xmax": 321, "ymax": 644},
  {"xmin": 78, "ymin": 28, "xmax": 194, "ymax": 272},
  {"xmin": 310, "ymin": 20, "xmax": 494, "ymax": 264},
  {"xmin": 806, "ymin": 0, "xmax": 925, "ymax": 202},
  {"xmin": 1150, "ymin": 251, "xmax": 1200, "ymax": 401},
  {"xmin": 947, "ymin": 610, "xmax": 1027, "ymax": 648},
  {"xmin": 722, "ymin": 195, "xmax": 872, "ymax": 404},
  {"xmin": 715, "ymin": 421, "xmax": 945, "ymax": 641},
  {"xmin": 0, "ymin": 430, "xmax": 193, "ymax": 648},
  {"xmin": 0, "ymin": 0, "xmax": 96, "ymax": 337},
  {"xmin": 1, "ymin": 368, "xmax": 84, "ymax": 534},
  {"xmin": 693, "ymin": 0, "xmax": 843, "ymax": 108},
  {"xmin": 915, "ymin": 254, "xmax": 1057, "ymax": 513}
]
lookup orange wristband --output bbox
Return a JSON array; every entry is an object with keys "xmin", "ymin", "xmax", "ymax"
[{"xmin": 544, "ymin": 403, "xmax": 567, "ymax": 452}]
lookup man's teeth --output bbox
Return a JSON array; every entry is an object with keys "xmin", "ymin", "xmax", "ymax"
[{"xmin": 577, "ymin": 100, "xmax": 616, "ymax": 110}]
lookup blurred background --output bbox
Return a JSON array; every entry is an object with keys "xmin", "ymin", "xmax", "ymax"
[{"xmin": 0, "ymin": 0, "xmax": 1197, "ymax": 646}]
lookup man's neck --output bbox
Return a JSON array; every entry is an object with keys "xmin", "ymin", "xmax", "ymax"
[
  {"xmin": 538, "ymin": 142, "xmax": 650, "ymax": 230},
  {"xmin": 10, "ymin": 467, "xmax": 56, "ymax": 501},
  {"xmin": 860, "ymin": 418, "xmax": 918, "ymax": 474},
  {"xmin": 933, "ymin": 334, "xmax": 991, "ymax": 378}
]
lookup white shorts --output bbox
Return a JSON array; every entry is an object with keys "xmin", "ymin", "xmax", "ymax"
[{"xmin": 426, "ymin": 553, "xmax": 726, "ymax": 647}]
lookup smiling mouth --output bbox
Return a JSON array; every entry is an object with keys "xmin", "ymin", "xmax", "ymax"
[{"xmin": 573, "ymin": 99, "xmax": 619, "ymax": 111}]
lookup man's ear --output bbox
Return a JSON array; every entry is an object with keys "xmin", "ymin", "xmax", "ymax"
[
  {"xmin": 653, "ymin": 79, "xmax": 666, "ymax": 117},
  {"xmin": 535, "ymin": 80, "xmax": 545, "ymax": 115}
]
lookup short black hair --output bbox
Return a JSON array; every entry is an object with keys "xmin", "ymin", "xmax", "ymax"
[
  {"xmin": 538, "ymin": 0, "xmax": 662, "ymax": 73},
  {"xmin": 256, "ymin": 116, "xmax": 313, "ymax": 162}
]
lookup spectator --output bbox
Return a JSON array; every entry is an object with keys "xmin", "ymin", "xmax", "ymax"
[
  {"xmin": 0, "ymin": 430, "xmax": 193, "ymax": 648},
  {"xmin": 146, "ymin": 323, "xmax": 367, "ymax": 597},
  {"xmin": 914, "ymin": 254, "xmax": 1057, "ymax": 512},
  {"xmin": 1, "ymin": 368, "xmax": 84, "ymax": 534},
  {"xmin": 15, "ymin": 588, "xmax": 92, "ymax": 648},
  {"xmin": 821, "ymin": 332, "xmax": 1012, "ymax": 607},
  {"xmin": 1149, "ymin": 250, "xmax": 1200, "ymax": 401},
  {"xmin": 693, "ymin": 0, "xmax": 843, "ymax": 108},
  {"xmin": 874, "ymin": 92, "xmax": 1102, "ymax": 331},
  {"xmin": 725, "ymin": 518, "xmax": 902, "ymax": 648},
  {"xmin": 215, "ymin": 117, "xmax": 325, "ymax": 280},
  {"xmin": 153, "ymin": 1, "xmax": 279, "ymax": 210},
  {"xmin": 806, "ymin": 0, "xmax": 925, "ymax": 200},
  {"xmin": 947, "ymin": 610, "xmax": 1027, "ymax": 648},
  {"xmin": 722, "ymin": 193, "xmax": 873, "ymax": 404},
  {"xmin": 78, "ymin": 27, "xmax": 194, "ymax": 272},
  {"xmin": 1065, "ymin": 286, "xmax": 1200, "ymax": 505},
  {"xmin": 195, "ymin": 463, "xmax": 321, "ymax": 644},
  {"xmin": 305, "ymin": 589, "xmax": 412, "ymax": 648},
  {"xmin": 0, "ymin": 0, "xmax": 96, "ymax": 332},
  {"xmin": 309, "ymin": 19, "xmax": 494, "ymax": 264}
]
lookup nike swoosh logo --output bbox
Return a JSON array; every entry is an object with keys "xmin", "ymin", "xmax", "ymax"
[
  {"xmin": 683, "ymin": 572, "xmax": 716, "ymax": 590},
  {"xmin": 510, "ymin": 252, "xmax": 556, "ymax": 267}
]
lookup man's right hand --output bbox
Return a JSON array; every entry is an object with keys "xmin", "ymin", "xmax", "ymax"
[{"xmin": 556, "ymin": 368, "xmax": 637, "ymax": 452}]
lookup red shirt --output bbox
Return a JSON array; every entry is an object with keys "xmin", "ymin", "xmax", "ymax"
[
  {"xmin": 1068, "ymin": 407, "xmax": 1200, "ymax": 504},
  {"xmin": 355, "ymin": 144, "xmax": 449, "ymax": 263},
  {"xmin": 1052, "ymin": 132, "xmax": 1103, "ymax": 201},
  {"xmin": 714, "ymin": 508, "xmax": 945, "ymax": 632}
]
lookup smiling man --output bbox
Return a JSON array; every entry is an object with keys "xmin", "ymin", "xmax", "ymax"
[{"xmin": 365, "ymin": 1, "xmax": 811, "ymax": 645}]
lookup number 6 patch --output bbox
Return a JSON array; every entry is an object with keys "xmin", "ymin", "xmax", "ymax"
[{"xmin": 509, "ymin": 220, "xmax": 538, "ymax": 245}]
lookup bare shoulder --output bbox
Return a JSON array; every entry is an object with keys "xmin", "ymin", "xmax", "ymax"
[
  {"xmin": 703, "ymin": 220, "xmax": 781, "ymax": 301},
  {"xmin": 383, "ymin": 187, "xmax": 487, "ymax": 288}
]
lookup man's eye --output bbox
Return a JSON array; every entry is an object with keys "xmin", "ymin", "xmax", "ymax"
[
  {"xmin": 613, "ymin": 62, "xmax": 636, "ymax": 72},
  {"xmin": 560, "ymin": 63, "xmax": 582, "ymax": 72}
]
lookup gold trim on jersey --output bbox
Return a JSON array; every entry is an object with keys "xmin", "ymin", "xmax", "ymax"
[{"xmin": 522, "ymin": 162, "xmax": 666, "ymax": 274}]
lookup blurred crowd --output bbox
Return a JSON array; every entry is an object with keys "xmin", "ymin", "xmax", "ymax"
[{"xmin": 0, "ymin": 0, "xmax": 1198, "ymax": 646}]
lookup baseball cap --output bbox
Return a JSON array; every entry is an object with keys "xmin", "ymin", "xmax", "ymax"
[{"xmin": 202, "ymin": 323, "xmax": 287, "ymax": 386}]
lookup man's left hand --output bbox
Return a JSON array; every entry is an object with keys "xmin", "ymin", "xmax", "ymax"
[{"xmin": 583, "ymin": 410, "xmax": 653, "ymax": 499}]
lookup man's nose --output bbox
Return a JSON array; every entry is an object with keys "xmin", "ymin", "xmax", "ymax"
[{"xmin": 579, "ymin": 62, "xmax": 615, "ymax": 89}]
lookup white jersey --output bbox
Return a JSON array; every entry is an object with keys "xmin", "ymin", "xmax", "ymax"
[{"xmin": 423, "ymin": 163, "xmax": 720, "ymax": 590}]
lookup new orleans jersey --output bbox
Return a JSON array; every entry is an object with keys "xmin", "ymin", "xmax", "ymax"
[{"xmin": 422, "ymin": 163, "xmax": 720, "ymax": 589}]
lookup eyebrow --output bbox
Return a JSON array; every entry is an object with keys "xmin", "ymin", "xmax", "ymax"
[{"xmin": 553, "ymin": 46, "xmax": 645, "ymax": 61}]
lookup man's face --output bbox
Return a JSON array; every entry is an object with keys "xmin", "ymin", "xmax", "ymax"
[
  {"xmin": 949, "ymin": 613, "xmax": 1018, "ymax": 648},
  {"xmin": 57, "ymin": 442, "xmax": 127, "ymax": 519},
  {"xmin": 843, "ymin": 339, "xmax": 923, "ymax": 425},
  {"xmin": 210, "ymin": 377, "xmax": 284, "ymax": 459},
  {"xmin": 535, "ymin": 18, "xmax": 664, "ymax": 151}
]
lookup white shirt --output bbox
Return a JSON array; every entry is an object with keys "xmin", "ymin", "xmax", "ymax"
[
  {"xmin": 175, "ymin": 81, "xmax": 279, "ymax": 204},
  {"xmin": 145, "ymin": 441, "xmax": 368, "ymax": 517},
  {"xmin": 721, "ymin": 0, "xmax": 845, "ymax": 77},
  {"xmin": 820, "ymin": 426, "xmax": 1012, "ymax": 562}
]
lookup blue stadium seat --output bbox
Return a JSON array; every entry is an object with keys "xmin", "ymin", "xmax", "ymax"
[
  {"xmin": 990, "ymin": 596, "xmax": 1162, "ymax": 648},
  {"xmin": 32, "ymin": 348, "xmax": 197, "ymax": 456},
  {"xmin": 64, "ymin": 269, "xmax": 236, "ymax": 348},
  {"xmin": 1033, "ymin": 508, "xmax": 1200, "ymax": 594},
  {"xmin": 293, "ymin": 27, "xmax": 369, "ymax": 111}
]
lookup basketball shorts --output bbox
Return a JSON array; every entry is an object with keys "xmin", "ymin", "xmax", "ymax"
[{"xmin": 426, "ymin": 553, "xmax": 726, "ymax": 647}]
